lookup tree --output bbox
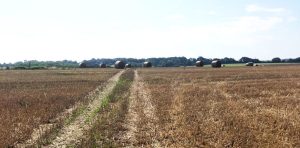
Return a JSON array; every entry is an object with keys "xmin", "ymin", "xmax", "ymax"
[
  {"xmin": 239, "ymin": 57, "xmax": 254, "ymax": 63},
  {"xmin": 221, "ymin": 57, "xmax": 237, "ymax": 64},
  {"xmin": 197, "ymin": 56, "xmax": 211, "ymax": 64},
  {"xmin": 272, "ymin": 57, "xmax": 281, "ymax": 63}
]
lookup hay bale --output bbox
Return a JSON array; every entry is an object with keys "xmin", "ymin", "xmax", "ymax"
[
  {"xmin": 211, "ymin": 60, "xmax": 221, "ymax": 68},
  {"xmin": 79, "ymin": 63, "xmax": 87, "ymax": 68},
  {"xmin": 245, "ymin": 62, "xmax": 254, "ymax": 66},
  {"xmin": 115, "ymin": 61, "xmax": 125, "ymax": 69},
  {"xmin": 195, "ymin": 61, "xmax": 204, "ymax": 67},
  {"xmin": 125, "ymin": 64, "xmax": 132, "ymax": 68},
  {"xmin": 143, "ymin": 62, "xmax": 152, "ymax": 68},
  {"xmin": 99, "ymin": 63, "xmax": 107, "ymax": 68}
]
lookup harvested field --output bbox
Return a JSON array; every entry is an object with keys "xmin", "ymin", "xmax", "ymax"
[
  {"xmin": 138, "ymin": 66, "xmax": 300, "ymax": 147},
  {"xmin": 2, "ymin": 66, "xmax": 300, "ymax": 147},
  {"xmin": 0, "ymin": 69, "xmax": 119, "ymax": 147}
]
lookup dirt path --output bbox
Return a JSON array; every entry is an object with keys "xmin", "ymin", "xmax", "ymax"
[
  {"xmin": 119, "ymin": 70, "xmax": 139, "ymax": 146},
  {"xmin": 45, "ymin": 70, "xmax": 124, "ymax": 147},
  {"xmin": 119, "ymin": 70, "xmax": 161, "ymax": 147}
]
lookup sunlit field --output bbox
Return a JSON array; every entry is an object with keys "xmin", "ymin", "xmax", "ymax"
[
  {"xmin": 138, "ymin": 65, "xmax": 300, "ymax": 147},
  {"xmin": 1, "ymin": 65, "xmax": 299, "ymax": 147},
  {"xmin": 0, "ymin": 69, "xmax": 119, "ymax": 146}
]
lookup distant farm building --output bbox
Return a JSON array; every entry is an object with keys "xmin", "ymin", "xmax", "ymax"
[
  {"xmin": 211, "ymin": 60, "xmax": 221, "ymax": 68},
  {"xmin": 195, "ymin": 61, "xmax": 204, "ymax": 67},
  {"xmin": 245, "ymin": 62, "xmax": 254, "ymax": 66},
  {"xmin": 143, "ymin": 62, "xmax": 152, "ymax": 68},
  {"xmin": 79, "ymin": 63, "xmax": 87, "ymax": 68},
  {"xmin": 125, "ymin": 63, "xmax": 132, "ymax": 68},
  {"xmin": 99, "ymin": 63, "xmax": 107, "ymax": 68},
  {"xmin": 115, "ymin": 61, "xmax": 125, "ymax": 69}
]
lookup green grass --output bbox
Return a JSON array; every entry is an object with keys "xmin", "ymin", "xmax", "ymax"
[
  {"xmin": 206, "ymin": 63, "xmax": 299, "ymax": 68},
  {"xmin": 100, "ymin": 76, "xmax": 132, "ymax": 109},
  {"xmin": 79, "ymin": 69, "xmax": 134, "ymax": 147}
]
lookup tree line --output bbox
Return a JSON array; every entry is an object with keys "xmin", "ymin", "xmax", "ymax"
[{"xmin": 1, "ymin": 57, "xmax": 299, "ymax": 69}]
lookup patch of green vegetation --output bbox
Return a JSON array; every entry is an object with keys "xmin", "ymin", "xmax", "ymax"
[
  {"xmin": 100, "ymin": 74, "xmax": 133, "ymax": 109},
  {"xmin": 66, "ymin": 105, "xmax": 86, "ymax": 125},
  {"xmin": 79, "ymin": 69, "xmax": 134, "ymax": 147},
  {"xmin": 223, "ymin": 63, "xmax": 299, "ymax": 67},
  {"xmin": 223, "ymin": 64, "xmax": 246, "ymax": 67}
]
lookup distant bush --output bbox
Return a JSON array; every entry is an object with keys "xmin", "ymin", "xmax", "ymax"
[
  {"xmin": 272, "ymin": 57, "xmax": 281, "ymax": 63},
  {"xmin": 29, "ymin": 66, "xmax": 47, "ymax": 70},
  {"xmin": 13, "ymin": 66, "xmax": 27, "ymax": 70}
]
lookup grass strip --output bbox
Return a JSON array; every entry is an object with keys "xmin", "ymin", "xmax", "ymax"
[{"xmin": 79, "ymin": 69, "xmax": 134, "ymax": 147}]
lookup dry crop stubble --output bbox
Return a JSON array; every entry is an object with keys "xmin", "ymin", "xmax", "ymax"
[
  {"xmin": 139, "ymin": 66, "xmax": 300, "ymax": 147},
  {"xmin": 0, "ymin": 69, "xmax": 119, "ymax": 147}
]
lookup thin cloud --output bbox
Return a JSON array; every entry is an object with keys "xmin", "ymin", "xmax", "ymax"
[
  {"xmin": 0, "ymin": 15, "xmax": 284, "ymax": 62},
  {"xmin": 287, "ymin": 16, "xmax": 298, "ymax": 23},
  {"xmin": 246, "ymin": 4, "xmax": 285, "ymax": 13},
  {"xmin": 228, "ymin": 16, "xmax": 284, "ymax": 32},
  {"xmin": 208, "ymin": 10, "xmax": 217, "ymax": 15},
  {"xmin": 166, "ymin": 14, "xmax": 185, "ymax": 21}
]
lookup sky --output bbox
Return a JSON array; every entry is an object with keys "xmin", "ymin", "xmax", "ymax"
[{"xmin": 0, "ymin": 0, "xmax": 299, "ymax": 63}]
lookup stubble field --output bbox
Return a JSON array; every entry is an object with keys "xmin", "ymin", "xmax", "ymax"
[
  {"xmin": 0, "ymin": 65, "xmax": 299, "ymax": 147},
  {"xmin": 138, "ymin": 66, "xmax": 300, "ymax": 147},
  {"xmin": 0, "ymin": 69, "xmax": 119, "ymax": 146}
]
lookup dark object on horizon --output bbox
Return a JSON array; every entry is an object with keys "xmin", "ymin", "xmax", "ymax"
[
  {"xmin": 30, "ymin": 66, "xmax": 46, "ymax": 70},
  {"xmin": 125, "ymin": 63, "xmax": 132, "ymax": 68},
  {"xmin": 79, "ymin": 63, "xmax": 87, "ymax": 68},
  {"xmin": 143, "ymin": 62, "xmax": 152, "ymax": 68},
  {"xmin": 195, "ymin": 61, "xmax": 204, "ymax": 67},
  {"xmin": 245, "ymin": 62, "xmax": 254, "ymax": 66},
  {"xmin": 99, "ymin": 63, "xmax": 107, "ymax": 68},
  {"xmin": 14, "ymin": 66, "xmax": 27, "ymax": 70},
  {"xmin": 272, "ymin": 57, "xmax": 281, "ymax": 63},
  {"xmin": 211, "ymin": 60, "xmax": 222, "ymax": 68},
  {"xmin": 115, "ymin": 61, "xmax": 125, "ymax": 69}
]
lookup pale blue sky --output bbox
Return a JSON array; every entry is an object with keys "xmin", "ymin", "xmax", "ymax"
[{"xmin": 0, "ymin": 0, "xmax": 299, "ymax": 62}]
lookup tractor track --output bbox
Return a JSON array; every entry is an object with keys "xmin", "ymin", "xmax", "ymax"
[
  {"xmin": 43, "ymin": 70, "xmax": 124, "ymax": 147},
  {"xmin": 119, "ymin": 70, "xmax": 161, "ymax": 147}
]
